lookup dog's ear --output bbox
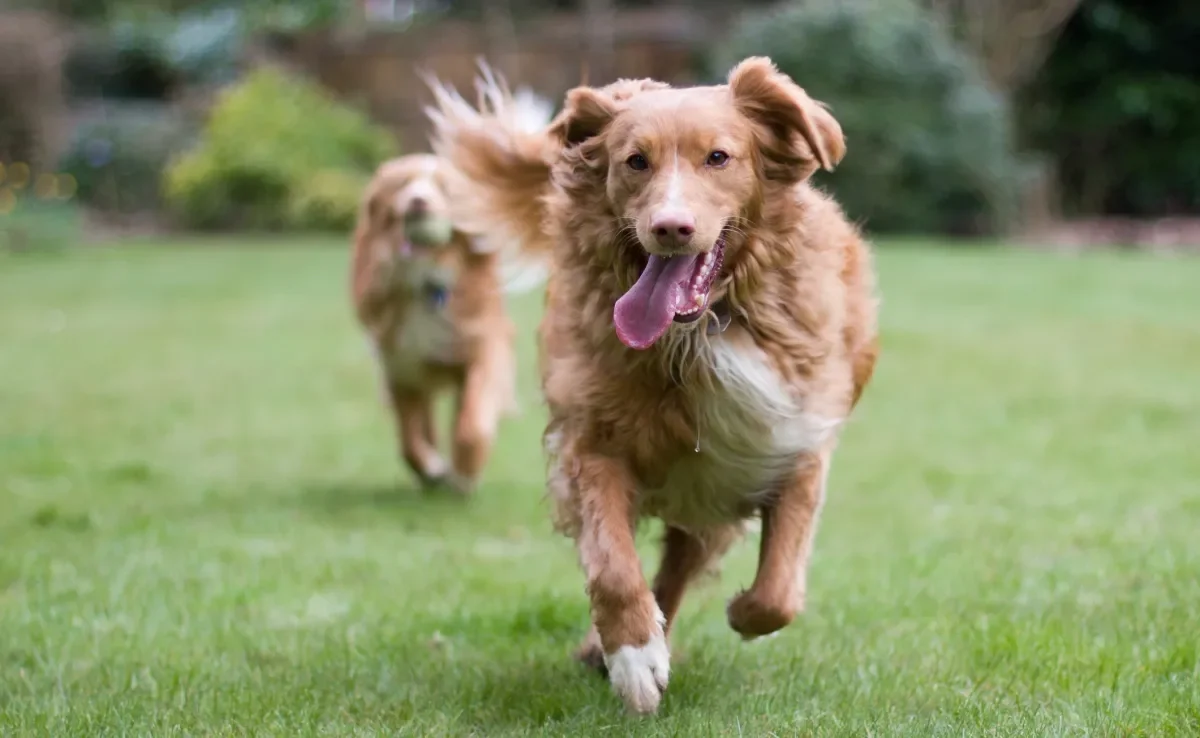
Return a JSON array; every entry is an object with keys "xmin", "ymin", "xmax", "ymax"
[
  {"xmin": 548, "ymin": 86, "xmax": 619, "ymax": 146},
  {"xmin": 728, "ymin": 57, "xmax": 845, "ymax": 178}
]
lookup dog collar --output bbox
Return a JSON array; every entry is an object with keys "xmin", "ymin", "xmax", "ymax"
[
  {"xmin": 423, "ymin": 281, "xmax": 449, "ymax": 311},
  {"xmin": 706, "ymin": 298, "xmax": 732, "ymax": 335}
]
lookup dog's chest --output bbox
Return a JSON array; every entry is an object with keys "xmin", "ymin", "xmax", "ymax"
[
  {"xmin": 376, "ymin": 304, "xmax": 460, "ymax": 384},
  {"xmin": 639, "ymin": 338, "xmax": 838, "ymax": 528}
]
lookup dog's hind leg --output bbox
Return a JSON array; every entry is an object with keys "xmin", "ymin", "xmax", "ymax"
[{"xmin": 655, "ymin": 525, "xmax": 739, "ymax": 631}]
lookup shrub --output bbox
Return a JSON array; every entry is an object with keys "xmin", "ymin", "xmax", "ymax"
[
  {"xmin": 165, "ymin": 8, "xmax": 244, "ymax": 87},
  {"xmin": 1023, "ymin": 0, "xmax": 1200, "ymax": 216},
  {"xmin": 163, "ymin": 67, "xmax": 397, "ymax": 231},
  {"xmin": 714, "ymin": 0, "xmax": 1025, "ymax": 235},
  {"xmin": 65, "ymin": 9, "xmax": 243, "ymax": 101},
  {"xmin": 59, "ymin": 103, "xmax": 195, "ymax": 214},
  {"xmin": 288, "ymin": 169, "xmax": 368, "ymax": 232}
]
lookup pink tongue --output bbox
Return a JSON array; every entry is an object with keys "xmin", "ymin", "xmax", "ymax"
[{"xmin": 613, "ymin": 254, "xmax": 698, "ymax": 350}]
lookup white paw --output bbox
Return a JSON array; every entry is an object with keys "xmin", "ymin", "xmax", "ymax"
[
  {"xmin": 603, "ymin": 608, "xmax": 670, "ymax": 715},
  {"xmin": 424, "ymin": 456, "xmax": 449, "ymax": 479}
]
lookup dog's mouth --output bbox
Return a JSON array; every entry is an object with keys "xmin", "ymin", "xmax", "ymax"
[
  {"xmin": 399, "ymin": 212, "xmax": 454, "ymax": 252},
  {"xmin": 613, "ymin": 232, "xmax": 726, "ymax": 350}
]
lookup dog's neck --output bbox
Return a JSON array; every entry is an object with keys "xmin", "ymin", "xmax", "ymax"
[{"xmin": 705, "ymin": 298, "xmax": 733, "ymax": 336}]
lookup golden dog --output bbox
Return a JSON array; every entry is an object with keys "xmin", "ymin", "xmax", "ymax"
[
  {"xmin": 428, "ymin": 58, "xmax": 879, "ymax": 713},
  {"xmin": 350, "ymin": 120, "xmax": 549, "ymax": 494}
]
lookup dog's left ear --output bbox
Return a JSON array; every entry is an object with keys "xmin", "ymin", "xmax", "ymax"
[
  {"xmin": 728, "ymin": 57, "xmax": 845, "ymax": 179},
  {"xmin": 548, "ymin": 86, "xmax": 619, "ymax": 147}
]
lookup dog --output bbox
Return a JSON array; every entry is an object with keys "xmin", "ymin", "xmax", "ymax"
[
  {"xmin": 350, "ymin": 93, "xmax": 550, "ymax": 494},
  {"xmin": 426, "ymin": 58, "xmax": 879, "ymax": 713}
]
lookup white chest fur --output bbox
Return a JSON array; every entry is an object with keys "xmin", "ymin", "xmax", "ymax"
[{"xmin": 641, "ymin": 335, "xmax": 841, "ymax": 529}]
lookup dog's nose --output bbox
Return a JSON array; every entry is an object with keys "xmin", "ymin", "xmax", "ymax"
[
  {"xmin": 406, "ymin": 197, "xmax": 429, "ymax": 216},
  {"xmin": 650, "ymin": 211, "xmax": 696, "ymax": 249}
]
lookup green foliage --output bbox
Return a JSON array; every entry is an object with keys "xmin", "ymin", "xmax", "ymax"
[
  {"xmin": 288, "ymin": 169, "xmax": 368, "ymax": 232},
  {"xmin": 65, "ymin": 8, "xmax": 243, "ymax": 101},
  {"xmin": 65, "ymin": 25, "xmax": 175, "ymax": 100},
  {"xmin": 715, "ymin": 0, "xmax": 1024, "ymax": 235},
  {"xmin": 238, "ymin": 0, "xmax": 347, "ymax": 33},
  {"xmin": 38, "ymin": 0, "xmax": 347, "ymax": 29},
  {"xmin": 164, "ymin": 9, "xmax": 245, "ymax": 86},
  {"xmin": 1023, "ymin": 0, "xmax": 1200, "ymax": 216},
  {"xmin": 163, "ymin": 68, "xmax": 396, "ymax": 231},
  {"xmin": 59, "ymin": 104, "xmax": 196, "ymax": 213}
]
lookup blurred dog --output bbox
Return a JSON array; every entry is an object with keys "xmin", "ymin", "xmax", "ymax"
[
  {"xmin": 427, "ymin": 60, "xmax": 878, "ymax": 712},
  {"xmin": 350, "ymin": 93, "xmax": 550, "ymax": 493}
]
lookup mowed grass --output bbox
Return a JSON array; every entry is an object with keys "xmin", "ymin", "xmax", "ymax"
[{"xmin": 1, "ymin": 240, "xmax": 1199, "ymax": 736}]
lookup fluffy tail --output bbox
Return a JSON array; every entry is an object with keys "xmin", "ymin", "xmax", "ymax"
[{"xmin": 424, "ymin": 62, "xmax": 557, "ymax": 294}]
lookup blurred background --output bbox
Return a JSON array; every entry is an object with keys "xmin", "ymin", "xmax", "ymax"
[
  {"xmin": 0, "ymin": 0, "xmax": 1196, "ymax": 250},
  {"xmin": 2, "ymin": 5, "xmax": 1198, "ymax": 731}
]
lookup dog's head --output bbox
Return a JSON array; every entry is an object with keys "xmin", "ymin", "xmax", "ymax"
[
  {"xmin": 364, "ymin": 154, "xmax": 459, "ymax": 259},
  {"xmin": 361, "ymin": 154, "xmax": 464, "ymax": 296},
  {"xmin": 548, "ymin": 57, "xmax": 845, "ymax": 350}
]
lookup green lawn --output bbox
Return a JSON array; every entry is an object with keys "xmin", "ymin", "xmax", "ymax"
[{"xmin": 2, "ymin": 241, "xmax": 1198, "ymax": 736}]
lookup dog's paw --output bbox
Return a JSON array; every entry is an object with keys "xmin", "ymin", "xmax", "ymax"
[
  {"xmin": 413, "ymin": 456, "xmax": 450, "ymax": 490},
  {"xmin": 603, "ymin": 620, "xmax": 670, "ymax": 715},
  {"xmin": 726, "ymin": 588, "xmax": 799, "ymax": 640}
]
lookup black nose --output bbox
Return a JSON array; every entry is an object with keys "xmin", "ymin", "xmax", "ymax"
[{"xmin": 406, "ymin": 197, "xmax": 429, "ymax": 216}]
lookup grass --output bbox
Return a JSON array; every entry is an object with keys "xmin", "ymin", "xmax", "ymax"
[{"xmin": 1, "ymin": 240, "xmax": 1198, "ymax": 736}]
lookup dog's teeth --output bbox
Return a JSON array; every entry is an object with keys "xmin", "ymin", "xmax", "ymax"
[{"xmin": 694, "ymin": 293, "xmax": 705, "ymax": 306}]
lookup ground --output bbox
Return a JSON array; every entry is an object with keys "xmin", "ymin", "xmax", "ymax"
[{"xmin": 1, "ymin": 240, "xmax": 1198, "ymax": 736}]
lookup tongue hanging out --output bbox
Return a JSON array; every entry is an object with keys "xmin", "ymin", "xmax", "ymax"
[{"xmin": 612, "ymin": 242, "xmax": 725, "ymax": 350}]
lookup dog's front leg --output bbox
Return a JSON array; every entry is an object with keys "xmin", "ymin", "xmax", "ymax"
[
  {"xmin": 449, "ymin": 335, "xmax": 515, "ymax": 494},
  {"xmin": 727, "ymin": 448, "xmax": 830, "ymax": 639},
  {"xmin": 574, "ymin": 454, "xmax": 668, "ymax": 715},
  {"xmin": 388, "ymin": 387, "xmax": 447, "ymax": 487}
]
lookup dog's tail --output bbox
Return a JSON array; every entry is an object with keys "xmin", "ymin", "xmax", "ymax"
[{"xmin": 424, "ymin": 61, "xmax": 557, "ymax": 295}]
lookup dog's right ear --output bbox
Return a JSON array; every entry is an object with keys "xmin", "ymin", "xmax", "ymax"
[
  {"xmin": 548, "ymin": 86, "xmax": 619, "ymax": 147},
  {"xmin": 362, "ymin": 187, "xmax": 382, "ymax": 224}
]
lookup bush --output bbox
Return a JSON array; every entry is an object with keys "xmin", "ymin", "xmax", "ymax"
[
  {"xmin": 65, "ymin": 9, "xmax": 243, "ymax": 101},
  {"xmin": 714, "ymin": 0, "xmax": 1024, "ymax": 235},
  {"xmin": 288, "ymin": 169, "xmax": 368, "ymax": 232},
  {"xmin": 1023, "ymin": 0, "xmax": 1200, "ymax": 216},
  {"xmin": 59, "ymin": 103, "xmax": 195, "ymax": 214},
  {"xmin": 163, "ymin": 67, "xmax": 397, "ymax": 231}
]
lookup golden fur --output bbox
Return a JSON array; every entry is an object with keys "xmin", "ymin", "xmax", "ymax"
[
  {"xmin": 350, "ymin": 153, "xmax": 519, "ymax": 494},
  {"xmin": 427, "ymin": 58, "xmax": 879, "ymax": 713}
]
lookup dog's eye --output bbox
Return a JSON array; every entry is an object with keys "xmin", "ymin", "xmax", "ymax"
[
  {"xmin": 626, "ymin": 153, "xmax": 649, "ymax": 171},
  {"xmin": 706, "ymin": 150, "xmax": 730, "ymax": 168}
]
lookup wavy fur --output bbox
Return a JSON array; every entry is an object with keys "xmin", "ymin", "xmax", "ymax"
[{"xmin": 426, "ymin": 57, "xmax": 880, "ymax": 715}]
